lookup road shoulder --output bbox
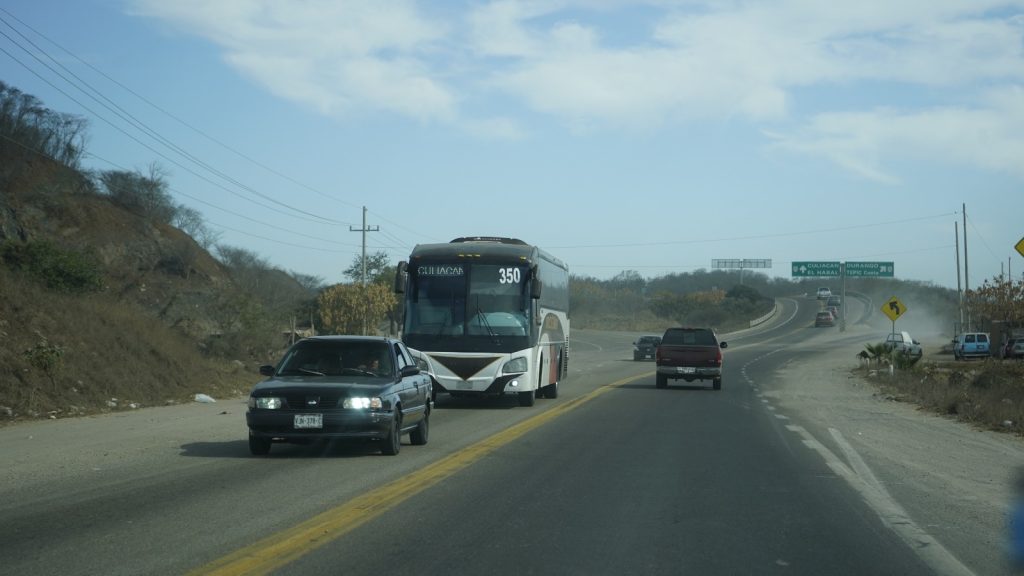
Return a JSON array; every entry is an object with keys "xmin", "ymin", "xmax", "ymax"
[{"xmin": 767, "ymin": 330, "xmax": 1023, "ymax": 576}]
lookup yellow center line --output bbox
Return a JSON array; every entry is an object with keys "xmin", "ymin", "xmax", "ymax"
[{"xmin": 188, "ymin": 372, "xmax": 650, "ymax": 576}]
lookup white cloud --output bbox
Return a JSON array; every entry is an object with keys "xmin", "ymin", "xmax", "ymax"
[
  {"xmin": 463, "ymin": 116, "xmax": 529, "ymax": 140},
  {"xmin": 130, "ymin": 0, "xmax": 456, "ymax": 121},
  {"xmin": 129, "ymin": 0, "xmax": 1024, "ymax": 167},
  {"xmin": 770, "ymin": 86, "xmax": 1024, "ymax": 182}
]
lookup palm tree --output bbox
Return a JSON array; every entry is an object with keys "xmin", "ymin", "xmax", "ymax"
[{"xmin": 863, "ymin": 342, "xmax": 890, "ymax": 364}]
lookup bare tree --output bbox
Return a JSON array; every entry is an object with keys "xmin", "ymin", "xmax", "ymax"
[
  {"xmin": 99, "ymin": 163, "xmax": 176, "ymax": 223},
  {"xmin": 0, "ymin": 81, "xmax": 87, "ymax": 168}
]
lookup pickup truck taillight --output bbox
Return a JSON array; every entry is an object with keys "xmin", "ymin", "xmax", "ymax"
[
  {"xmin": 655, "ymin": 347, "xmax": 661, "ymax": 362},
  {"xmin": 714, "ymin": 349, "xmax": 722, "ymax": 366}
]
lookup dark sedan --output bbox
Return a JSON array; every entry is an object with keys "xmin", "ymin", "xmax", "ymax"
[{"xmin": 246, "ymin": 336, "xmax": 432, "ymax": 456}]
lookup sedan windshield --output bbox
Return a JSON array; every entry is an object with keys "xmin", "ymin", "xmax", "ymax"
[{"xmin": 277, "ymin": 341, "xmax": 392, "ymax": 377}]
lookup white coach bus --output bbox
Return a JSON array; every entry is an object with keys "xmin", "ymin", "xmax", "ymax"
[{"xmin": 394, "ymin": 237, "xmax": 569, "ymax": 407}]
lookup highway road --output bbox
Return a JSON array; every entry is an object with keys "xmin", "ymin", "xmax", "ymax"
[{"xmin": 0, "ymin": 296, "xmax": 1014, "ymax": 575}]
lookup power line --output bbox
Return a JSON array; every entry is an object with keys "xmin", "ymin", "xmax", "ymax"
[
  {"xmin": 547, "ymin": 212, "xmax": 958, "ymax": 250},
  {"xmin": 0, "ymin": 8, "xmax": 430, "ymax": 254},
  {"xmin": 0, "ymin": 15, "xmax": 351, "ymax": 227},
  {"xmin": 0, "ymin": 5, "xmax": 365, "ymax": 214},
  {"xmin": 965, "ymin": 213, "xmax": 1001, "ymax": 264},
  {"xmin": 85, "ymin": 152, "xmax": 370, "ymax": 249}
]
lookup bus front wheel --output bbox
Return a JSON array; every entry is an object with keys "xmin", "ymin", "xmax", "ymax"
[{"xmin": 517, "ymin": 391, "xmax": 536, "ymax": 407}]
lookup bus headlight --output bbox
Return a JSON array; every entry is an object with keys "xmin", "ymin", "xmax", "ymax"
[{"xmin": 502, "ymin": 357, "xmax": 528, "ymax": 374}]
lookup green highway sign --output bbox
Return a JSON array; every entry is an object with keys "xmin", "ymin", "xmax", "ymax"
[
  {"xmin": 792, "ymin": 261, "xmax": 841, "ymax": 277},
  {"xmin": 845, "ymin": 261, "xmax": 895, "ymax": 277}
]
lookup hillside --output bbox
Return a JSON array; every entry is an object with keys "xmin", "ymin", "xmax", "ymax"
[{"xmin": 0, "ymin": 148, "xmax": 304, "ymax": 423}]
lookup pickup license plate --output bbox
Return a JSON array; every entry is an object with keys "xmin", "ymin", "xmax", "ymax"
[
  {"xmin": 677, "ymin": 367, "xmax": 696, "ymax": 374},
  {"xmin": 294, "ymin": 414, "xmax": 323, "ymax": 429},
  {"xmin": 457, "ymin": 381, "xmax": 474, "ymax": 390}
]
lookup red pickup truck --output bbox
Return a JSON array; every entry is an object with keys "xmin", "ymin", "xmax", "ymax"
[{"xmin": 655, "ymin": 327, "xmax": 728, "ymax": 390}]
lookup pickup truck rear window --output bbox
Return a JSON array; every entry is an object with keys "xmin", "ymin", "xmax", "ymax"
[{"xmin": 662, "ymin": 329, "xmax": 717, "ymax": 346}]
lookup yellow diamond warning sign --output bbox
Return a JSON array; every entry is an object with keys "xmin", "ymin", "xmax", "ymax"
[{"xmin": 881, "ymin": 296, "xmax": 907, "ymax": 322}]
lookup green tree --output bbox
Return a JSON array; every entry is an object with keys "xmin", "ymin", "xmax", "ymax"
[
  {"xmin": 343, "ymin": 251, "xmax": 395, "ymax": 286},
  {"xmin": 23, "ymin": 334, "xmax": 64, "ymax": 389}
]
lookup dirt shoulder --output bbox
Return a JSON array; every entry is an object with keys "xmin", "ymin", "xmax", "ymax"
[{"xmin": 766, "ymin": 324, "xmax": 1023, "ymax": 576}]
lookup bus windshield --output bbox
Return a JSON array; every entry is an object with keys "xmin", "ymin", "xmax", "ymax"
[{"xmin": 404, "ymin": 262, "xmax": 531, "ymax": 353}]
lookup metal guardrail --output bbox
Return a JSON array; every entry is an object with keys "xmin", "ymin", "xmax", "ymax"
[
  {"xmin": 748, "ymin": 301, "xmax": 780, "ymax": 328},
  {"xmin": 845, "ymin": 291, "xmax": 874, "ymax": 326}
]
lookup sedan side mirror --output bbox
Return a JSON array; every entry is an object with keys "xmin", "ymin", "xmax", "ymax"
[
  {"xmin": 720, "ymin": 341, "xmax": 728, "ymax": 349},
  {"xmin": 400, "ymin": 365, "xmax": 421, "ymax": 378},
  {"xmin": 259, "ymin": 365, "xmax": 275, "ymax": 377}
]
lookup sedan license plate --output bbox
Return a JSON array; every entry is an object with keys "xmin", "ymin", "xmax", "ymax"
[
  {"xmin": 294, "ymin": 414, "xmax": 323, "ymax": 429},
  {"xmin": 677, "ymin": 367, "xmax": 696, "ymax": 374}
]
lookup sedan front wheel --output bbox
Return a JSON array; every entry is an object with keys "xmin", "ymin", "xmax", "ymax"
[
  {"xmin": 380, "ymin": 409, "xmax": 402, "ymax": 455},
  {"xmin": 410, "ymin": 409, "xmax": 429, "ymax": 446},
  {"xmin": 249, "ymin": 432, "xmax": 271, "ymax": 456}
]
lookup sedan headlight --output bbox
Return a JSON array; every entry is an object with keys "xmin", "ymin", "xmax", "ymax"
[
  {"xmin": 502, "ymin": 357, "xmax": 528, "ymax": 374},
  {"xmin": 343, "ymin": 397, "xmax": 383, "ymax": 410},
  {"xmin": 250, "ymin": 396, "xmax": 283, "ymax": 410}
]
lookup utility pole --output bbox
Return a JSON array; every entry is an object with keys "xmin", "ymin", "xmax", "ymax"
[
  {"xmin": 350, "ymin": 206, "xmax": 379, "ymax": 334},
  {"xmin": 963, "ymin": 203, "xmax": 970, "ymax": 331},
  {"xmin": 955, "ymin": 221, "xmax": 963, "ymax": 334}
]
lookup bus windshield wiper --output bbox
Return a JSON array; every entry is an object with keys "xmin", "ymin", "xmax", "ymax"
[{"xmin": 475, "ymin": 300, "xmax": 500, "ymax": 345}]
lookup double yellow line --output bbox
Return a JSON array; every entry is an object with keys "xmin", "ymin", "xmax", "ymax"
[{"xmin": 189, "ymin": 372, "xmax": 647, "ymax": 576}]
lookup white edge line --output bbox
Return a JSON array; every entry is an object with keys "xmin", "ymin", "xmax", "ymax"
[{"xmin": 787, "ymin": 424, "xmax": 976, "ymax": 576}]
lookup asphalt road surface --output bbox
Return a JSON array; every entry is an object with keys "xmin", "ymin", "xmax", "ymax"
[{"xmin": 0, "ymin": 296, "xmax": 1016, "ymax": 575}]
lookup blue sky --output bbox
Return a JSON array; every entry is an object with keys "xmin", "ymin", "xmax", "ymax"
[{"xmin": 2, "ymin": 0, "xmax": 1022, "ymax": 289}]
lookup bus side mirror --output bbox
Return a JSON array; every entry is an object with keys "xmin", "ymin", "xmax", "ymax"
[
  {"xmin": 531, "ymin": 278, "xmax": 543, "ymax": 299},
  {"xmin": 394, "ymin": 261, "xmax": 407, "ymax": 294}
]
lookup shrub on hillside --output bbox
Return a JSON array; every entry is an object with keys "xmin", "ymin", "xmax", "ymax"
[{"xmin": 1, "ymin": 240, "xmax": 103, "ymax": 293}]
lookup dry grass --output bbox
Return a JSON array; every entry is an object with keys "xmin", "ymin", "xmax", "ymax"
[
  {"xmin": 0, "ymin": 269, "xmax": 256, "ymax": 424},
  {"xmin": 859, "ymin": 359, "xmax": 1024, "ymax": 434}
]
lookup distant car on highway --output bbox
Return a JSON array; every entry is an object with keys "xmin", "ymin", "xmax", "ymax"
[
  {"xmin": 633, "ymin": 335, "xmax": 661, "ymax": 360},
  {"xmin": 826, "ymin": 295, "xmax": 841, "ymax": 308},
  {"xmin": 246, "ymin": 335, "xmax": 432, "ymax": 456},
  {"xmin": 884, "ymin": 331, "xmax": 922, "ymax": 358},
  {"xmin": 826, "ymin": 305, "xmax": 840, "ymax": 319},
  {"xmin": 815, "ymin": 311, "xmax": 835, "ymax": 327},
  {"xmin": 816, "ymin": 287, "xmax": 832, "ymax": 300},
  {"xmin": 953, "ymin": 332, "xmax": 990, "ymax": 360}
]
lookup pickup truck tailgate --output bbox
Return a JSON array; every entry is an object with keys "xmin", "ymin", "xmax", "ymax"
[{"xmin": 657, "ymin": 345, "xmax": 721, "ymax": 367}]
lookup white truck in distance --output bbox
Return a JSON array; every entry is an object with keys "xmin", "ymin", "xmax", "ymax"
[{"xmin": 884, "ymin": 331, "xmax": 922, "ymax": 358}]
